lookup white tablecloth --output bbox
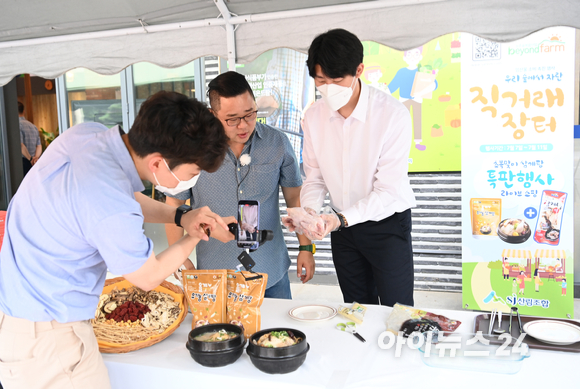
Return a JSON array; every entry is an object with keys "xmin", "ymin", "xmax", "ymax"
[{"xmin": 103, "ymin": 299, "xmax": 579, "ymax": 388}]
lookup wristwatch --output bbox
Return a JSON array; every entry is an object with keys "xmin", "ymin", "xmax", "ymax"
[
  {"xmin": 174, "ymin": 204, "xmax": 193, "ymax": 227},
  {"xmin": 298, "ymin": 244, "xmax": 316, "ymax": 254},
  {"xmin": 336, "ymin": 213, "xmax": 348, "ymax": 231}
]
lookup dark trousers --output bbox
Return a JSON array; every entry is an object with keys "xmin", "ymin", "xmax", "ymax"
[
  {"xmin": 330, "ymin": 209, "xmax": 414, "ymax": 307},
  {"xmin": 22, "ymin": 156, "xmax": 32, "ymax": 177}
]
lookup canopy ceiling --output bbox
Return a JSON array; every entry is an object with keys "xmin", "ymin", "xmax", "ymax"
[{"xmin": 0, "ymin": 0, "xmax": 578, "ymax": 86}]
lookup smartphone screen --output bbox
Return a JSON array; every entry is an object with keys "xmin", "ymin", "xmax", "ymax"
[{"xmin": 237, "ymin": 200, "xmax": 260, "ymax": 249}]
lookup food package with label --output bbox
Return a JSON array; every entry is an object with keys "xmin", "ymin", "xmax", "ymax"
[
  {"xmin": 470, "ymin": 198, "xmax": 501, "ymax": 238},
  {"xmin": 182, "ymin": 269, "xmax": 227, "ymax": 329},
  {"xmin": 534, "ymin": 190, "xmax": 566, "ymax": 245},
  {"xmin": 386, "ymin": 303, "xmax": 461, "ymax": 337},
  {"xmin": 338, "ymin": 302, "xmax": 367, "ymax": 325},
  {"xmin": 226, "ymin": 270, "xmax": 268, "ymax": 339}
]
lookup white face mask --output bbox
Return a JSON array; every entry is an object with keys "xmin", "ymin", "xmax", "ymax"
[
  {"xmin": 153, "ymin": 159, "xmax": 199, "ymax": 196},
  {"xmin": 317, "ymin": 76, "xmax": 357, "ymax": 111}
]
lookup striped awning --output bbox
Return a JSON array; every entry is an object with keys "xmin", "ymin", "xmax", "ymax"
[
  {"xmin": 501, "ymin": 249, "xmax": 532, "ymax": 259},
  {"xmin": 534, "ymin": 249, "xmax": 566, "ymax": 259}
]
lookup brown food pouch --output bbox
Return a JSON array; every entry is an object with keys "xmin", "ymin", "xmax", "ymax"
[
  {"xmin": 470, "ymin": 198, "xmax": 501, "ymax": 237},
  {"xmin": 182, "ymin": 269, "xmax": 227, "ymax": 329},
  {"xmin": 226, "ymin": 270, "xmax": 268, "ymax": 339}
]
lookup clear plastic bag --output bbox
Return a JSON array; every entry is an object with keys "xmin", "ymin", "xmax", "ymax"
[
  {"xmin": 281, "ymin": 207, "xmax": 326, "ymax": 236},
  {"xmin": 386, "ymin": 303, "xmax": 462, "ymax": 334}
]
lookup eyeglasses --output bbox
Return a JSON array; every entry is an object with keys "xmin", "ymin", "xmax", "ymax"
[{"xmin": 224, "ymin": 110, "xmax": 258, "ymax": 127}]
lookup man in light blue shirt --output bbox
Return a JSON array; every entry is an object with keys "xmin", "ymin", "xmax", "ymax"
[
  {"xmin": 165, "ymin": 72, "xmax": 315, "ymax": 299},
  {"xmin": 0, "ymin": 92, "xmax": 233, "ymax": 389}
]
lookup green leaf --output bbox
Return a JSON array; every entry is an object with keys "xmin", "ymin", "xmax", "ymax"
[{"xmin": 271, "ymin": 331, "xmax": 289, "ymax": 339}]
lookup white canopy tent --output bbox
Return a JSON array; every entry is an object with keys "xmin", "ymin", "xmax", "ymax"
[
  {"xmin": 0, "ymin": 0, "xmax": 579, "ymax": 289},
  {"xmin": 0, "ymin": 0, "xmax": 579, "ymax": 86}
]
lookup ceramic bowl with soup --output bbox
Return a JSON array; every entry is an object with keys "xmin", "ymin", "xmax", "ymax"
[
  {"xmin": 497, "ymin": 218, "xmax": 531, "ymax": 244},
  {"xmin": 186, "ymin": 323, "xmax": 245, "ymax": 367},
  {"xmin": 246, "ymin": 328, "xmax": 309, "ymax": 374}
]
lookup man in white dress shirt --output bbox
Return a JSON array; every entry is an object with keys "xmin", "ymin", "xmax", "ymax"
[{"xmin": 300, "ymin": 29, "xmax": 417, "ymax": 306}]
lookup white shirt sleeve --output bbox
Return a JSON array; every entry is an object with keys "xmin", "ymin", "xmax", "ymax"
[{"xmin": 300, "ymin": 115, "xmax": 328, "ymax": 212}]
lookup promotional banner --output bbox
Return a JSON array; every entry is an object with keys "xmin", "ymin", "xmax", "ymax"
[
  {"xmin": 236, "ymin": 49, "xmax": 314, "ymax": 164},
  {"xmin": 238, "ymin": 38, "xmax": 462, "ymax": 172},
  {"xmin": 461, "ymin": 27, "xmax": 575, "ymax": 318},
  {"xmin": 361, "ymin": 34, "xmax": 462, "ymax": 172}
]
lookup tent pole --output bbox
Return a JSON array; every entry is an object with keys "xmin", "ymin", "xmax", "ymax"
[
  {"xmin": 55, "ymin": 76, "xmax": 69, "ymax": 133},
  {"xmin": 214, "ymin": 0, "xmax": 237, "ymax": 72}
]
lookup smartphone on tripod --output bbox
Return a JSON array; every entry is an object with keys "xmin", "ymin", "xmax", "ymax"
[{"xmin": 237, "ymin": 200, "xmax": 260, "ymax": 250}]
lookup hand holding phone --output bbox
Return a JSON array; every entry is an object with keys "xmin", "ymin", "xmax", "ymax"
[{"xmin": 208, "ymin": 216, "xmax": 236, "ymax": 243}]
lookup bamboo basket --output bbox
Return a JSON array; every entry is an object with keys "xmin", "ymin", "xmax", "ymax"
[{"xmin": 95, "ymin": 277, "xmax": 187, "ymax": 353}]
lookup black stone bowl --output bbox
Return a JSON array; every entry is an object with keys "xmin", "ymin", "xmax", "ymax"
[
  {"xmin": 246, "ymin": 328, "xmax": 307, "ymax": 358},
  {"xmin": 186, "ymin": 323, "xmax": 244, "ymax": 352},
  {"xmin": 497, "ymin": 219, "xmax": 531, "ymax": 244},
  {"xmin": 185, "ymin": 324, "xmax": 246, "ymax": 367},
  {"xmin": 247, "ymin": 344, "xmax": 310, "ymax": 374},
  {"xmin": 186, "ymin": 342, "xmax": 246, "ymax": 368}
]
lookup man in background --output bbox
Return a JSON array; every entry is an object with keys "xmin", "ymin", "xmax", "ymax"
[{"xmin": 18, "ymin": 101, "xmax": 42, "ymax": 176}]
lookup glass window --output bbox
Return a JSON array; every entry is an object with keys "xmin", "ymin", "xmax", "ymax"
[
  {"xmin": 64, "ymin": 68, "xmax": 122, "ymax": 129},
  {"xmin": 132, "ymin": 62, "xmax": 196, "ymax": 201},
  {"xmin": 133, "ymin": 62, "xmax": 195, "ymax": 113},
  {"xmin": 236, "ymin": 48, "xmax": 314, "ymax": 166}
]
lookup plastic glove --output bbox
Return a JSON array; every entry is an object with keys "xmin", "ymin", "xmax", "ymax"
[
  {"xmin": 281, "ymin": 208, "xmax": 301, "ymax": 233},
  {"xmin": 320, "ymin": 213, "xmax": 341, "ymax": 236},
  {"xmin": 303, "ymin": 212, "xmax": 340, "ymax": 241},
  {"xmin": 304, "ymin": 207, "xmax": 318, "ymax": 216},
  {"xmin": 282, "ymin": 207, "xmax": 324, "ymax": 236}
]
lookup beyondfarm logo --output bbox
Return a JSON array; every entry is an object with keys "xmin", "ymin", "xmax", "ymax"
[{"xmin": 508, "ymin": 33, "xmax": 565, "ymax": 56}]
